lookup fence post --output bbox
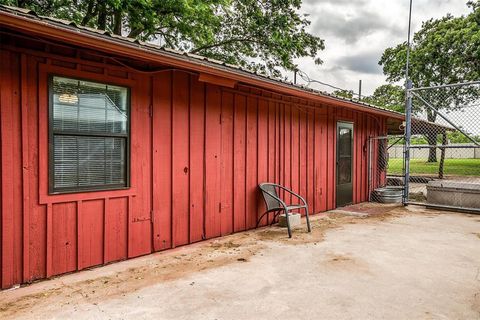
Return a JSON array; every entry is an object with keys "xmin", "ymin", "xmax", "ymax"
[
  {"xmin": 368, "ymin": 137, "xmax": 372, "ymax": 202},
  {"xmin": 403, "ymin": 80, "xmax": 412, "ymax": 205},
  {"xmin": 438, "ymin": 133, "xmax": 447, "ymax": 179}
]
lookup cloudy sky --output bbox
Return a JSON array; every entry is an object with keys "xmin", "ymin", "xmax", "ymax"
[{"xmin": 292, "ymin": 0, "xmax": 471, "ymax": 96}]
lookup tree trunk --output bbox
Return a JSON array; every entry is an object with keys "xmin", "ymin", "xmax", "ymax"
[
  {"xmin": 426, "ymin": 110, "xmax": 437, "ymax": 162},
  {"xmin": 438, "ymin": 132, "xmax": 447, "ymax": 179},
  {"xmin": 113, "ymin": 10, "xmax": 122, "ymax": 35},
  {"xmin": 97, "ymin": 2, "xmax": 107, "ymax": 30},
  {"xmin": 81, "ymin": 0, "xmax": 96, "ymax": 26},
  {"xmin": 128, "ymin": 28, "xmax": 143, "ymax": 39},
  {"xmin": 426, "ymin": 133, "xmax": 438, "ymax": 162}
]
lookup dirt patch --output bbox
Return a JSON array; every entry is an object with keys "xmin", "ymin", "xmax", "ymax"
[
  {"xmin": 0, "ymin": 234, "xmax": 264, "ymax": 318},
  {"xmin": 472, "ymin": 292, "xmax": 480, "ymax": 316},
  {"xmin": 0, "ymin": 206, "xmax": 404, "ymax": 318},
  {"xmin": 338, "ymin": 202, "xmax": 401, "ymax": 215},
  {"xmin": 210, "ymin": 240, "xmax": 242, "ymax": 249},
  {"xmin": 256, "ymin": 206, "xmax": 404, "ymax": 245},
  {"xmin": 323, "ymin": 253, "xmax": 371, "ymax": 273},
  {"xmin": 329, "ymin": 254, "xmax": 352, "ymax": 262}
]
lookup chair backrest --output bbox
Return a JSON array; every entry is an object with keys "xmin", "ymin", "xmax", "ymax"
[{"xmin": 259, "ymin": 183, "xmax": 283, "ymax": 211}]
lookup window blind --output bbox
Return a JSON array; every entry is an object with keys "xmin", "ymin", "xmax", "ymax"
[{"xmin": 50, "ymin": 76, "xmax": 129, "ymax": 192}]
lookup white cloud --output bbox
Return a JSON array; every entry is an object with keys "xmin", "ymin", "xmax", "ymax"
[
  {"xmin": 293, "ymin": 0, "xmax": 471, "ymax": 96},
  {"xmin": 311, "ymin": 7, "xmax": 403, "ymax": 43}
]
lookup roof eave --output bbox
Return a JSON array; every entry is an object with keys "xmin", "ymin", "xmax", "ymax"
[{"xmin": 0, "ymin": 9, "xmax": 404, "ymax": 120}]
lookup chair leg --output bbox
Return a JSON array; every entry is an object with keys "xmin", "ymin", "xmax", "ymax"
[
  {"xmin": 255, "ymin": 212, "xmax": 270, "ymax": 228},
  {"xmin": 270, "ymin": 211, "xmax": 281, "ymax": 226},
  {"xmin": 305, "ymin": 206, "xmax": 312, "ymax": 233},
  {"xmin": 285, "ymin": 209, "xmax": 292, "ymax": 238}
]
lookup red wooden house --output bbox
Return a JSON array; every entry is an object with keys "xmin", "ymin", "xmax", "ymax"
[{"xmin": 0, "ymin": 5, "xmax": 404, "ymax": 289}]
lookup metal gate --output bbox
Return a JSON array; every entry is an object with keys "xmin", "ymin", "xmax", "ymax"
[
  {"xmin": 368, "ymin": 135, "xmax": 405, "ymax": 204},
  {"xmin": 404, "ymin": 81, "xmax": 480, "ymax": 212}
]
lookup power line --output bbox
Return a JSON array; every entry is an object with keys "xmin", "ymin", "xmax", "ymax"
[{"xmin": 296, "ymin": 69, "xmax": 369, "ymax": 99}]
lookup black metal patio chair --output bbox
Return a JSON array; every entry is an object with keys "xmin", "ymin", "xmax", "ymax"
[{"xmin": 257, "ymin": 183, "xmax": 312, "ymax": 238}]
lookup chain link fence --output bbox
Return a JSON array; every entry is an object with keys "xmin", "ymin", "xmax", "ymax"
[
  {"xmin": 405, "ymin": 81, "xmax": 480, "ymax": 212},
  {"xmin": 368, "ymin": 135, "xmax": 405, "ymax": 203}
]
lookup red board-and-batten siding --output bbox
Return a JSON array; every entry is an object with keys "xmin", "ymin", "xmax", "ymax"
[{"xmin": 0, "ymin": 48, "xmax": 387, "ymax": 289}]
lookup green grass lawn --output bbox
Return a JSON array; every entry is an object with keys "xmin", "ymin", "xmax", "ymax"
[{"xmin": 388, "ymin": 158, "xmax": 480, "ymax": 176}]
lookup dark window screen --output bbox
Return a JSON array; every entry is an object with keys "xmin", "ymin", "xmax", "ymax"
[
  {"xmin": 338, "ymin": 128, "xmax": 352, "ymax": 184},
  {"xmin": 50, "ymin": 76, "xmax": 129, "ymax": 193}
]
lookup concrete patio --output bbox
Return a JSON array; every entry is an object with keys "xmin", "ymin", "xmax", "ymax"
[{"xmin": 1, "ymin": 204, "xmax": 479, "ymax": 319}]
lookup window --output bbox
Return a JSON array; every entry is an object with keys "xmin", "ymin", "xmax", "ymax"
[{"xmin": 49, "ymin": 76, "xmax": 129, "ymax": 193}]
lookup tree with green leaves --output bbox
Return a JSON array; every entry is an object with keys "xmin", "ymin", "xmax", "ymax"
[
  {"xmin": 363, "ymin": 84, "xmax": 404, "ymax": 113},
  {"xmin": 2, "ymin": 0, "xmax": 324, "ymax": 78},
  {"xmin": 379, "ymin": 0, "xmax": 480, "ymax": 162},
  {"xmin": 447, "ymin": 130, "xmax": 480, "ymax": 143},
  {"xmin": 332, "ymin": 89, "xmax": 354, "ymax": 99}
]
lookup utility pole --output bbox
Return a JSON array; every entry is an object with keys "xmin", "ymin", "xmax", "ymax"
[
  {"xmin": 358, "ymin": 80, "xmax": 362, "ymax": 101},
  {"xmin": 403, "ymin": 0, "xmax": 414, "ymax": 205}
]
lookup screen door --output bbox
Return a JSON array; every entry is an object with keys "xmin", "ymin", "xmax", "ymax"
[{"xmin": 336, "ymin": 122, "xmax": 353, "ymax": 207}]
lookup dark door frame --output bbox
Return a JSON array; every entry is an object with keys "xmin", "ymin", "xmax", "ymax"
[{"xmin": 336, "ymin": 121, "xmax": 354, "ymax": 207}]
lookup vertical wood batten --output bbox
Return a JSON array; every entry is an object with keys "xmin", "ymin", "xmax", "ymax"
[
  {"xmin": 1, "ymin": 50, "xmax": 23, "ymax": 288},
  {"xmin": 291, "ymin": 107, "xmax": 299, "ymax": 196},
  {"xmin": 278, "ymin": 104, "xmax": 284, "ymax": 200},
  {"xmin": 220, "ymin": 91, "xmax": 234, "ymax": 235},
  {"xmin": 20, "ymin": 53, "xmax": 30, "ymax": 282},
  {"xmin": 0, "ymin": 50, "xmax": 9, "ymax": 288},
  {"xmin": 152, "ymin": 72, "xmax": 172, "ymax": 251},
  {"xmin": 284, "ymin": 104, "xmax": 291, "ymax": 203},
  {"xmin": 267, "ymin": 100, "xmax": 276, "ymax": 224},
  {"xmin": 189, "ymin": 76, "xmax": 205, "ymax": 242},
  {"xmin": 353, "ymin": 112, "xmax": 358, "ymax": 202},
  {"xmin": 127, "ymin": 195, "xmax": 133, "ymax": 257},
  {"xmin": 360, "ymin": 111, "xmax": 365, "ymax": 202},
  {"xmin": 362, "ymin": 113, "xmax": 368, "ymax": 200},
  {"xmin": 245, "ymin": 96, "xmax": 258, "ymax": 230},
  {"xmin": 76, "ymin": 200, "xmax": 82, "ymax": 270},
  {"xmin": 129, "ymin": 74, "xmax": 152, "ymax": 256},
  {"xmin": 299, "ymin": 110, "xmax": 307, "ymax": 214},
  {"xmin": 46, "ymin": 203, "xmax": 53, "ymax": 278},
  {"xmin": 105, "ymin": 197, "xmax": 128, "ymax": 263},
  {"xmin": 172, "ymin": 71, "xmax": 190, "ymax": 247},
  {"xmin": 233, "ymin": 94, "xmax": 246, "ymax": 232},
  {"xmin": 307, "ymin": 110, "xmax": 314, "ymax": 213},
  {"xmin": 359, "ymin": 112, "xmax": 364, "ymax": 201},
  {"xmin": 327, "ymin": 106, "xmax": 335, "ymax": 209},
  {"xmin": 204, "ymin": 84, "xmax": 222, "ymax": 238},
  {"xmin": 80, "ymin": 199, "xmax": 104, "ymax": 269},
  {"xmin": 256, "ymin": 98, "xmax": 268, "ymax": 226},
  {"xmin": 275, "ymin": 102, "xmax": 281, "ymax": 187},
  {"xmin": 103, "ymin": 197, "xmax": 109, "ymax": 263},
  {"xmin": 27, "ymin": 55, "xmax": 46, "ymax": 281}
]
